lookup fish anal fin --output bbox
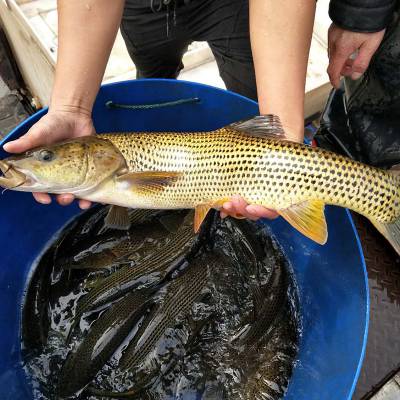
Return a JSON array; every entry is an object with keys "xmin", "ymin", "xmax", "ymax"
[
  {"xmin": 194, "ymin": 198, "xmax": 231, "ymax": 232},
  {"xmin": 228, "ymin": 115, "xmax": 287, "ymax": 139},
  {"xmin": 371, "ymin": 217, "xmax": 400, "ymax": 256},
  {"xmin": 278, "ymin": 200, "xmax": 328, "ymax": 245},
  {"xmin": 116, "ymin": 171, "xmax": 182, "ymax": 193},
  {"xmin": 104, "ymin": 205, "xmax": 131, "ymax": 230},
  {"xmin": 194, "ymin": 204, "xmax": 212, "ymax": 233}
]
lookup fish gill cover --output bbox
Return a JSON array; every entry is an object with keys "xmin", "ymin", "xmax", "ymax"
[{"xmin": 21, "ymin": 206, "xmax": 300, "ymax": 400}]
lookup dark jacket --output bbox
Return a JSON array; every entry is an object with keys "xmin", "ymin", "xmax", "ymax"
[{"xmin": 329, "ymin": 0, "xmax": 399, "ymax": 32}]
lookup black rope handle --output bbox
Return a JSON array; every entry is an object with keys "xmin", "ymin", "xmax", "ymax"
[{"xmin": 105, "ymin": 97, "xmax": 200, "ymax": 110}]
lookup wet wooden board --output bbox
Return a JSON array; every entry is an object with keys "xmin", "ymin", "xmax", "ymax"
[
  {"xmin": 0, "ymin": 0, "xmax": 55, "ymax": 107},
  {"xmin": 0, "ymin": 28, "xmax": 33, "ymax": 139}
]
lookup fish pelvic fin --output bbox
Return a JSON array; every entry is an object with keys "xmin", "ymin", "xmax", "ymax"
[
  {"xmin": 116, "ymin": 171, "xmax": 182, "ymax": 193},
  {"xmin": 104, "ymin": 205, "xmax": 131, "ymax": 230},
  {"xmin": 371, "ymin": 217, "xmax": 400, "ymax": 256},
  {"xmin": 278, "ymin": 200, "xmax": 328, "ymax": 245}
]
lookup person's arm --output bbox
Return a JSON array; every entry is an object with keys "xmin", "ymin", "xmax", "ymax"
[
  {"xmin": 51, "ymin": 0, "xmax": 125, "ymax": 117},
  {"xmin": 250, "ymin": 0, "xmax": 316, "ymax": 142},
  {"xmin": 222, "ymin": 0, "xmax": 316, "ymax": 219},
  {"xmin": 4, "ymin": 0, "xmax": 125, "ymax": 207}
]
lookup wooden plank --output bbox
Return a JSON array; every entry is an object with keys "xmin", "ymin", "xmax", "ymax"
[
  {"xmin": 304, "ymin": 81, "xmax": 332, "ymax": 119},
  {"xmin": 22, "ymin": 2, "xmax": 135, "ymax": 82},
  {"xmin": 28, "ymin": 14, "xmax": 57, "ymax": 53},
  {"xmin": 18, "ymin": 0, "xmax": 56, "ymax": 18},
  {"xmin": 0, "ymin": 0, "xmax": 55, "ymax": 106},
  {"xmin": 39, "ymin": 8, "xmax": 57, "ymax": 35}
]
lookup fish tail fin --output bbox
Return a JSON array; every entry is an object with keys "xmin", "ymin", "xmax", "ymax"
[{"xmin": 371, "ymin": 217, "xmax": 400, "ymax": 256}]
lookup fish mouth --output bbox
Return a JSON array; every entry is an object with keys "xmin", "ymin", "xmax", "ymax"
[{"xmin": 0, "ymin": 160, "xmax": 27, "ymax": 190}]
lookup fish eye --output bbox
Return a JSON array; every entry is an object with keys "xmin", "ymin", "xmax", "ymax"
[{"xmin": 38, "ymin": 150, "xmax": 55, "ymax": 162}]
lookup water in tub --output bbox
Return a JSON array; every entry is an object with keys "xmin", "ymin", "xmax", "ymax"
[{"xmin": 21, "ymin": 206, "xmax": 300, "ymax": 400}]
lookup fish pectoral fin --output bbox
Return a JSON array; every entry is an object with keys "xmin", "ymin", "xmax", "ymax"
[
  {"xmin": 116, "ymin": 171, "xmax": 182, "ymax": 193},
  {"xmin": 278, "ymin": 200, "xmax": 328, "ymax": 245},
  {"xmin": 104, "ymin": 205, "xmax": 131, "ymax": 231},
  {"xmin": 228, "ymin": 115, "xmax": 287, "ymax": 140}
]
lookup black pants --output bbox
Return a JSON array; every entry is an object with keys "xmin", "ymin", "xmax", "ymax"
[{"xmin": 121, "ymin": 0, "xmax": 257, "ymax": 100}]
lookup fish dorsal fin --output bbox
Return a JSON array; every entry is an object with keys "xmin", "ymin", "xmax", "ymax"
[
  {"xmin": 278, "ymin": 200, "xmax": 328, "ymax": 245},
  {"xmin": 228, "ymin": 114, "xmax": 286, "ymax": 139},
  {"xmin": 104, "ymin": 205, "xmax": 131, "ymax": 230},
  {"xmin": 116, "ymin": 171, "xmax": 182, "ymax": 193}
]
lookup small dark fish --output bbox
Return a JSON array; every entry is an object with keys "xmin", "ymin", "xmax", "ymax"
[
  {"xmin": 100, "ymin": 253, "xmax": 211, "ymax": 398},
  {"xmin": 22, "ymin": 247, "xmax": 55, "ymax": 352},
  {"xmin": 233, "ymin": 258, "xmax": 287, "ymax": 350},
  {"xmin": 63, "ymin": 220, "xmax": 170, "ymax": 270},
  {"xmin": 238, "ymin": 307, "xmax": 299, "ymax": 400},
  {"xmin": 68, "ymin": 211, "xmax": 199, "ymax": 342},
  {"xmin": 121, "ymin": 256, "xmax": 209, "ymax": 369},
  {"xmin": 57, "ymin": 289, "xmax": 153, "ymax": 398}
]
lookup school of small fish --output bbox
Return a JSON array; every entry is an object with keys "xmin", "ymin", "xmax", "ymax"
[{"xmin": 22, "ymin": 207, "xmax": 299, "ymax": 400}]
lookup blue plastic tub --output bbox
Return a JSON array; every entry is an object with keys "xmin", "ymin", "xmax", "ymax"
[{"xmin": 0, "ymin": 79, "xmax": 368, "ymax": 400}]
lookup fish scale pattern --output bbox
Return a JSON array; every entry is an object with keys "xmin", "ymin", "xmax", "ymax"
[
  {"xmin": 121, "ymin": 255, "xmax": 209, "ymax": 371},
  {"xmin": 103, "ymin": 130, "xmax": 400, "ymax": 222},
  {"xmin": 72, "ymin": 222, "xmax": 196, "ymax": 330}
]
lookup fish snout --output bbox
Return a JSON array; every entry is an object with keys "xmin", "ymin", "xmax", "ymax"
[{"xmin": 0, "ymin": 160, "xmax": 26, "ymax": 189}]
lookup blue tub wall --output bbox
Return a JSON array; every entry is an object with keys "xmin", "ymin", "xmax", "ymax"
[
  {"xmin": 270, "ymin": 207, "xmax": 369, "ymax": 399},
  {"xmin": 0, "ymin": 79, "xmax": 368, "ymax": 400}
]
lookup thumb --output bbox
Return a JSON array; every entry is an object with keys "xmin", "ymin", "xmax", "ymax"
[
  {"xmin": 350, "ymin": 41, "xmax": 378, "ymax": 80},
  {"xmin": 3, "ymin": 121, "xmax": 50, "ymax": 154}
]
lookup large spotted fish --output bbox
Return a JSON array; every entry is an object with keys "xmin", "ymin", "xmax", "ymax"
[{"xmin": 1, "ymin": 115, "xmax": 399, "ymax": 253}]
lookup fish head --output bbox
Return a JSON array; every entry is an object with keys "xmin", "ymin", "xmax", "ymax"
[{"xmin": 0, "ymin": 136, "xmax": 127, "ymax": 193}]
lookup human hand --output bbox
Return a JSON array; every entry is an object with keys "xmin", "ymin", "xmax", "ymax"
[
  {"xmin": 327, "ymin": 23, "xmax": 385, "ymax": 89},
  {"xmin": 3, "ymin": 109, "xmax": 95, "ymax": 209},
  {"xmin": 221, "ymin": 195, "xmax": 279, "ymax": 221}
]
